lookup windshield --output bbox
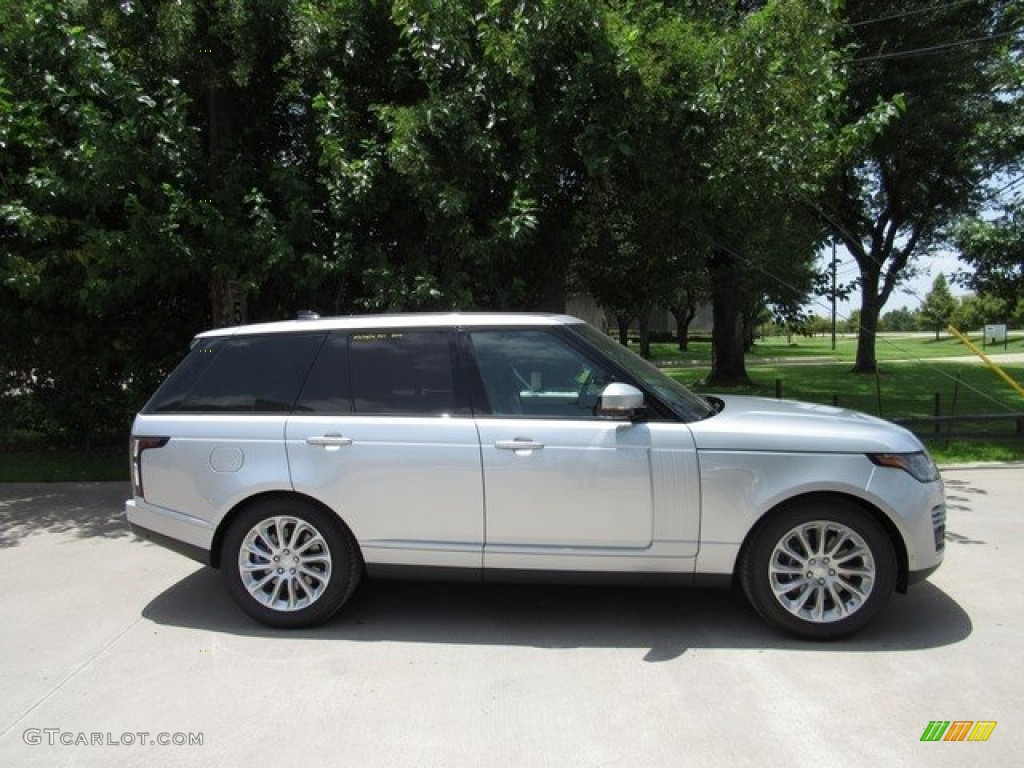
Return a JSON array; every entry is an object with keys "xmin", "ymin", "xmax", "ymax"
[{"xmin": 568, "ymin": 323, "xmax": 716, "ymax": 422}]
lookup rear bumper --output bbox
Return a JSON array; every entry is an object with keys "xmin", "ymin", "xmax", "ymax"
[
  {"xmin": 124, "ymin": 498, "xmax": 215, "ymax": 565},
  {"xmin": 128, "ymin": 521, "xmax": 212, "ymax": 566}
]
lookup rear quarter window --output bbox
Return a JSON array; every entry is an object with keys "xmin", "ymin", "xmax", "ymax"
[{"xmin": 144, "ymin": 333, "xmax": 326, "ymax": 413}]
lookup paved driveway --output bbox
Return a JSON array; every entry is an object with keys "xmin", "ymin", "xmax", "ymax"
[{"xmin": 0, "ymin": 467, "xmax": 1020, "ymax": 766}]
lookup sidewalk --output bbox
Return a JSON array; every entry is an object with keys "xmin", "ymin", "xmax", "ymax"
[{"xmin": 655, "ymin": 352, "xmax": 1024, "ymax": 369}]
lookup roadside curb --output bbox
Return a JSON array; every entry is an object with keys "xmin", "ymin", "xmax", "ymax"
[{"xmin": 937, "ymin": 461, "xmax": 1024, "ymax": 471}]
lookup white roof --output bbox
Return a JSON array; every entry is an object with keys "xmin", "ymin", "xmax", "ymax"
[{"xmin": 195, "ymin": 312, "xmax": 584, "ymax": 339}]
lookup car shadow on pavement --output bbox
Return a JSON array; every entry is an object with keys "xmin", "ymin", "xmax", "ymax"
[
  {"xmin": 142, "ymin": 566, "xmax": 972, "ymax": 660},
  {"xmin": 0, "ymin": 482, "xmax": 132, "ymax": 548}
]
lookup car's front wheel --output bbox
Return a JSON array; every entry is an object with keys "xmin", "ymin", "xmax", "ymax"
[
  {"xmin": 222, "ymin": 498, "xmax": 362, "ymax": 628},
  {"xmin": 739, "ymin": 500, "xmax": 897, "ymax": 640}
]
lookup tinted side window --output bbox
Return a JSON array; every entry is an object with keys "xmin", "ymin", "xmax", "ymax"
[
  {"xmin": 146, "ymin": 333, "xmax": 325, "ymax": 413},
  {"xmin": 349, "ymin": 331, "xmax": 455, "ymax": 416},
  {"xmin": 142, "ymin": 338, "xmax": 225, "ymax": 413},
  {"xmin": 295, "ymin": 334, "xmax": 352, "ymax": 414},
  {"xmin": 468, "ymin": 330, "xmax": 619, "ymax": 418}
]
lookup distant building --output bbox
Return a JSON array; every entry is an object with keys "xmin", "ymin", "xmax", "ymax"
[{"xmin": 566, "ymin": 294, "xmax": 713, "ymax": 336}]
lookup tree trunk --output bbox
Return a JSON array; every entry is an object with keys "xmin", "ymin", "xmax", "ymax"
[
  {"xmin": 848, "ymin": 227, "xmax": 920, "ymax": 373},
  {"xmin": 707, "ymin": 249, "xmax": 751, "ymax": 385},
  {"xmin": 534, "ymin": 258, "xmax": 569, "ymax": 312},
  {"xmin": 211, "ymin": 275, "xmax": 231, "ymax": 328},
  {"xmin": 853, "ymin": 279, "xmax": 882, "ymax": 373},
  {"xmin": 669, "ymin": 303, "xmax": 696, "ymax": 352},
  {"xmin": 638, "ymin": 311, "xmax": 651, "ymax": 359},
  {"xmin": 615, "ymin": 314, "xmax": 632, "ymax": 346},
  {"xmin": 743, "ymin": 307, "xmax": 759, "ymax": 352}
]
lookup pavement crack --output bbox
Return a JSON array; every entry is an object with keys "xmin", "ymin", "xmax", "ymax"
[{"xmin": 0, "ymin": 617, "xmax": 143, "ymax": 739}]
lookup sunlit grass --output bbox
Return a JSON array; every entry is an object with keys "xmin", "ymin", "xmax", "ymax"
[
  {"xmin": 926, "ymin": 441, "xmax": 1024, "ymax": 465},
  {"xmin": 646, "ymin": 331, "xmax": 1024, "ymax": 366}
]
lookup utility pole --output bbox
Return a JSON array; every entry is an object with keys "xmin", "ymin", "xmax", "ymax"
[{"xmin": 830, "ymin": 240, "xmax": 837, "ymax": 351}]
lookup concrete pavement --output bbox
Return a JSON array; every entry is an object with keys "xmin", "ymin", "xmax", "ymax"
[{"xmin": 0, "ymin": 470, "xmax": 1021, "ymax": 766}]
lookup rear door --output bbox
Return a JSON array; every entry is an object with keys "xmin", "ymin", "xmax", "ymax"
[{"xmin": 286, "ymin": 330, "xmax": 484, "ymax": 571}]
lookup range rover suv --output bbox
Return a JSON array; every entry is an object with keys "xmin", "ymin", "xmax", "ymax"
[{"xmin": 126, "ymin": 313, "xmax": 945, "ymax": 639}]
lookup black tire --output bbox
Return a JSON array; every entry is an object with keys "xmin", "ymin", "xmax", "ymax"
[
  {"xmin": 221, "ymin": 497, "xmax": 362, "ymax": 628},
  {"xmin": 739, "ymin": 499, "xmax": 897, "ymax": 640}
]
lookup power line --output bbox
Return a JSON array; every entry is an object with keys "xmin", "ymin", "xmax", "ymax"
[
  {"xmin": 853, "ymin": 29, "xmax": 1020, "ymax": 63},
  {"xmin": 849, "ymin": 0, "xmax": 985, "ymax": 29},
  {"xmin": 985, "ymin": 174, "xmax": 1024, "ymax": 200}
]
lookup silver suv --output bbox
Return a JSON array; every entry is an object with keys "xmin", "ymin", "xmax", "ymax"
[{"xmin": 126, "ymin": 313, "xmax": 945, "ymax": 639}]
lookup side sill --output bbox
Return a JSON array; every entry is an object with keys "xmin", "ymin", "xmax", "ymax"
[
  {"xmin": 484, "ymin": 569, "xmax": 695, "ymax": 587},
  {"xmin": 129, "ymin": 523, "xmax": 212, "ymax": 567},
  {"xmin": 365, "ymin": 566, "xmax": 734, "ymax": 589},
  {"xmin": 365, "ymin": 563, "xmax": 483, "ymax": 582}
]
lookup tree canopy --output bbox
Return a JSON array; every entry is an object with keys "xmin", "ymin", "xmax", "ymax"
[
  {"xmin": 1, "ymin": 0, "xmax": 1019, "ymax": 444},
  {"xmin": 955, "ymin": 201, "xmax": 1024, "ymax": 303},
  {"xmin": 919, "ymin": 273, "xmax": 958, "ymax": 340},
  {"xmin": 820, "ymin": 0, "xmax": 1022, "ymax": 372}
]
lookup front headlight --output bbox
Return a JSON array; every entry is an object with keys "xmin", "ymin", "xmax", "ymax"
[{"xmin": 868, "ymin": 451, "xmax": 941, "ymax": 483}]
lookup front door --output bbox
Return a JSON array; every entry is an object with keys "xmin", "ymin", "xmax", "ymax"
[{"xmin": 467, "ymin": 329, "xmax": 656, "ymax": 572}]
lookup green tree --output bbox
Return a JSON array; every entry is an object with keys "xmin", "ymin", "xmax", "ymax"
[
  {"xmin": 879, "ymin": 306, "xmax": 919, "ymax": 332},
  {"xmin": 845, "ymin": 309, "xmax": 863, "ymax": 334},
  {"xmin": 577, "ymin": 1, "xmax": 853, "ymax": 380},
  {"xmin": 0, "ymin": 0, "xmax": 407, "ymax": 442},
  {"xmin": 951, "ymin": 292, "xmax": 1011, "ymax": 331},
  {"xmin": 821, "ymin": 0, "xmax": 1021, "ymax": 372},
  {"xmin": 144, "ymin": 0, "xmax": 346, "ymax": 321},
  {"xmin": 575, "ymin": 174, "xmax": 652, "ymax": 349},
  {"xmin": 575, "ymin": 4, "xmax": 711, "ymax": 357},
  {"xmin": 954, "ymin": 201, "xmax": 1024, "ymax": 306},
  {"xmin": 666, "ymin": 268, "xmax": 710, "ymax": 352},
  {"xmin": 806, "ymin": 315, "xmax": 832, "ymax": 336},
  {"xmin": 334, "ymin": 0, "xmax": 627, "ymax": 312},
  {"xmin": 696, "ymin": 0, "xmax": 851, "ymax": 385},
  {"xmin": 0, "ymin": 0, "xmax": 201, "ymax": 444},
  {"xmin": 919, "ymin": 274, "xmax": 958, "ymax": 340}
]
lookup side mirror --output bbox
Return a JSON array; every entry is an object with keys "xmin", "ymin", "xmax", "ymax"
[{"xmin": 597, "ymin": 382, "xmax": 646, "ymax": 421}]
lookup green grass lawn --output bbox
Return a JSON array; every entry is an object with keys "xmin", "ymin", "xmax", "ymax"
[
  {"xmin": 0, "ymin": 449, "xmax": 128, "ymax": 483},
  {"xmin": 647, "ymin": 330, "xmax": 1024, "ymax": 366},
  {"xmin": 670, "ymin": 361, "xmax": 1023, "ymax": 417}
]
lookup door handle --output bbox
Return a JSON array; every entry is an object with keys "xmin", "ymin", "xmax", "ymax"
[
  {"xmin": 306, "ymin": 434, "xmax": 354, "ymax": 448},
  {"xmin": 495, "ymin": 438, "xmax": 544, "ymax": 451}
]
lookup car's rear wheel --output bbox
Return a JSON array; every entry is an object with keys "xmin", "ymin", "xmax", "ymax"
[
  {"xmin": 739, "ymin": 500, "xmax": 897, "ymax": 640},
  {"xmin": 222, "ymin": 498, "xmax": 361, "ymax": 628}
]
